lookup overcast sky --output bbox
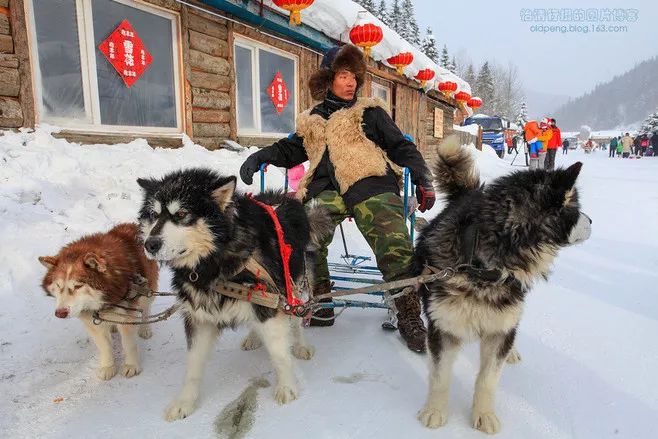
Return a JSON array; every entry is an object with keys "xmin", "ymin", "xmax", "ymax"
[{"xmin": 413, "ymin": 0, "xmax": 657, "ymax": 100}]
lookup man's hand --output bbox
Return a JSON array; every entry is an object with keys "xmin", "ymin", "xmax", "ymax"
[
  {"xmin": 239, "ymin": 152, "xmax": 262, "ymax": 185},
  {"xmin": 416, "ymin": 184, "xmax": 435, "ymax": 212}
]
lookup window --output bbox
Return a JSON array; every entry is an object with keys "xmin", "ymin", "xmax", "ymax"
[
  {"xmin": 234, "ymin": 37, "xmax": 297, "ymax": 136},
  {"xmin": 371, "ymin": 81, "xmax": 391, "ymax": 108},
  {"xmin": 28, "ymin": 0, "xmax": 182, "ymax": 133}
]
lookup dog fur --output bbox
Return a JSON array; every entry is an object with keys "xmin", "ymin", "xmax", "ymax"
[
  {"xmin": 415, "ymin": 136, "xmax": 591, "ymax": 434},
  {"xmin": 38, "ymin": 223, "xmax": 158, "ymax": 380},
  {"xmin": 136, "ymin": 168, "xmax": 331, "ymax": 421}
]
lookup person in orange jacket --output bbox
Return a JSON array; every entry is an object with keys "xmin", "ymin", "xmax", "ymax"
[
  {"xmin": 545, "ymin": 118, "xmax": 562, "ymax": 170},
  {"xmin": 537, "ymin": 118, "xmax": 553, "ymax": 170},
  {"xmin": 524, "ymin": 120, "xmax": 543, "ymax": 170}
]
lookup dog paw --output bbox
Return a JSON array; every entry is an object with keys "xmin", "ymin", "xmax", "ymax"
[
  {"xmin": 122, "ymin": 364, "xmax": 142, "ymax": 378},
  {"xmin": 164, "ymin": 399, "xmax": 196, "ymax": 422},
  {"xmin": 97, "ymin": 365, "xmax": 117, "ymax": 381},
  {"xmin": 506, "ymin": 348, "xmax": 522, "ymax": 364},
  {"xmin": 292, "ymin": 344, "xmax": 315, "ymax": 360},
  {"xmin": 417, "ymin": 405, "xmax": 448, "ymax": 429},
  {"xmin": 472, "ymin": 411, "xmax": 501, "ymax": 435},
  {"xmin": 274, "ymin": 385, "xmax": 298, "ymax": 405},
  {"xmin": 240, "ymin": 333, "xmax": 262, "ymax": 351},
  {"xmin": 138, "ymin": 326, "xmax": 153, "ymax": 340}
]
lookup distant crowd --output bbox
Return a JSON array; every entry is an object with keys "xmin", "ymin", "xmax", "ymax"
[{"xmin": 606, "ymin": 133, "xmax": 657, "ymax": 158}]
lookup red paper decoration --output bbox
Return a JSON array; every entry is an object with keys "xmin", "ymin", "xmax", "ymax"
[
  {"xmin": 414, "ymin": 68, "xmax": 435, "ymax": 87},
  {"xmin": 386, "ymin": 52, "xmax": 414, "ymax": 75},
  {"xmin": 454, "ymin": 91, "xmax": 471, "ymax": 104},
  {"xmin": 98, "ymin": 19, "xmax": 152, "ymax": 88},
  {"xmin": 349, "ymin": 22, "xmax": 383, "ymax": 57},
  {"xmin": 437, "ymin": 81, "xmax": 458, "ymax": 98},
  {"xmin": 467, "ymin": 97, "xmax": 483, "ymax": 110},
  {"xmin": 272, "ymin": 0, "xmax": 315, "ymax": 26},
  {"xmin": 267, "ymin": 71, "xmax": 290, "ymax": 114}
]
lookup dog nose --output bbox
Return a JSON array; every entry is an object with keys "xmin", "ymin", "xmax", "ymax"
[
  {"xmin": 145, "ymin": 237, "xmax": 163, "ymax": 254},
  {"xmin": 55, "ymin": 308, "xmax": 69, "ymax": 318}
]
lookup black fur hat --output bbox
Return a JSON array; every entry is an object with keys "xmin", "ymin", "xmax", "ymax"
[{"xmin": 309, "ymin": 44, "xmax": 367, "ymax": 101}]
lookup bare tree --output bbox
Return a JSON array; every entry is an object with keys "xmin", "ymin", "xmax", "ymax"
[{"xmin": 491, "ymin": 61, "xmax": 524, "ymax": 120}]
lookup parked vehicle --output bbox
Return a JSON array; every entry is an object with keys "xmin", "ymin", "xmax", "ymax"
[{"xmin": 463, "ymin": 114, "xmax": 510, "ymax": 158}]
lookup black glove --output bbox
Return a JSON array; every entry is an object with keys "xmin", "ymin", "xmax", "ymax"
[
  {"xmin": 239, "ymin": 152, "xmax": 262, "ymax": 185},
  {"xmin": 416, "ymin": 183, "xmax": 436, "ymax": 212}
]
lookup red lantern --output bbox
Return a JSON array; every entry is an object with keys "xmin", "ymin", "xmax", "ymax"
[
  {"xmin": 414, "ymin": 68, "xmax": 435, "ymax": 87},
  {"xmin": 273, "ymin": 0, "xmax": 315, "ymax": 26},
  {"xmin": 454, "ymin": 91, "xmax": 471, "ymax": 104},
  {"xmin": 437, "ymin": 81, "xmax": 458, "ymax": 98},
  {"xmin": 467, "ymin": 97, "xmax": 483, "ymax": 111},
  {"xmin": 349, "ymin": 12, "xmax": 383, "ymax": 58},
  {"xmin": 386, "ymin": 52, "xmax": 413, "ymax": 75}
]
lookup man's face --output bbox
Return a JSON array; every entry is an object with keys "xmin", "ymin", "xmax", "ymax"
[{"xmin": 331, "ymin": 70, "xmax": 357, "ymax": 100}]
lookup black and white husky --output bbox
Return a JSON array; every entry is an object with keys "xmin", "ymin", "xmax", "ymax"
[
  {"xmin": 415, "ymin": 137, "xmax": 591, "ymax": 434},
  {"xmin": 137, "ymin": 168, "xmax": 331, "ymax": 421}
]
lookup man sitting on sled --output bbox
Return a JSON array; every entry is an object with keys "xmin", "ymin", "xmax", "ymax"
[{"xmin": 239, "ymin": 44, "xmax": 435, "ymax": 353}]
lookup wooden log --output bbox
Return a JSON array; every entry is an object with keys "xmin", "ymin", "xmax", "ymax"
[
  {"xmin": 0, "ymin": 95, "xmax": 22, "ymax": 126},
  {"xmin": 192, "ymin": 87, "xmax": 230, "ymax": 109},
  {"xmin": 0, "ymin": 14, "xmax": 9, "ymax": 35},
  {"xmin": 189, "ymin": 71, "xmax": 230, "ymax": 92},
  {"xmin": 188, "ymin": 9, "xmax": 228, "ymax": 39},
  {"xmin": 0, "ymin": 1, "xmax": 9, "ymax": 8},
  {"xmin": 0, "ymin": 53, "xmax": 17, "ymax": 68},
  {"xmin": 193, "ymin": 137, "xmax": 224, "ymax": 150},
  {"xmin": 0, "ymin": 34, "xmax": 12, "ymax": 53},
  {"xmin": 0, "ymin": 66, "xmax": 19, "ymax": 96},
  {"xmin": 141, "ymin": 0, "xmax": 180, "ymax": 11},
  {"xmin": 193, "ymin": 122, "xmax": 230, "ymax": 138},
  {"xmin": 53, "ymin": 131, "xmax": 183, "ymax": 148},
  {"xmin": 9, "ymin": 0, "xmax": 34, "ymax": 127},
  {"xmin": 192, "ymin": 108, "xmax": 230, "ymax": 123},
  {"xmin": 189, "ymin": 30, "xmax": 229, "ymax": 58},
  {"xmin": 189, "ymin": 49, "xmax": 230, "ymax": 75}
]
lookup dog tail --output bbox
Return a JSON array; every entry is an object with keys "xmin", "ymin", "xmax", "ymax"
[
  {"xmin": 305, "ymin": 202, "xmax": 334, "ymax": 249},
  {"xmin": 432, "ymin": 134, "xmax": 480, "ymax": 198}
]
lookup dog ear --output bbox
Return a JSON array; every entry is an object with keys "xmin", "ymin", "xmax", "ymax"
[
  {"xmin": 83, "ymin": 252, "xmax": 107, "ymax": 273},
  {"xmin": 553, "ymin": 162, "xmax": 582, "ymax": 190},
  {"xmin": 137, "ymin": 178, "xmax": 158, "ymax": 193},
  {"xmin": 38, "ymin": 255, "xmax": 58, "ymax": 269},
  {"xmin": 212, "ymin": 176, "xmax": 237, "ymax": 211}
]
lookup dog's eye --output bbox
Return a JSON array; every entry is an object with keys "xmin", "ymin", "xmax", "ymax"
[{"xmin": 174, "ymin": 209, "xmax": 188, "ymax": 220}]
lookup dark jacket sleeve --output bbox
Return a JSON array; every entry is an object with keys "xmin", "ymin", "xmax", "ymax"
[
  {"xmin": 363, "ymin": 107, "xmax": 432, "ymax": 186},
  {"xmin": 256, "ymin": 134, "xmax": 308, "ymax": 168}
]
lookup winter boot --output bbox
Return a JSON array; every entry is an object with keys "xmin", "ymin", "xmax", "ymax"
[
  {"xmin": 394, "ymin": 292, "xmax": 427, "ymax": 353},
  {"xmin": 309, "ymin": 281, "xmax": 334, "ymax": 327}
]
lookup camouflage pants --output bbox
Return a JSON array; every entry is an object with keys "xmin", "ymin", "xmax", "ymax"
[{"xmin": 309, "ymin": 191, "xmax": 414, "ymax": 286}]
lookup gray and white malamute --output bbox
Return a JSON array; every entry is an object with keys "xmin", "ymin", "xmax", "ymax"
[
  {"xmin": 415, "ymin": 137, "xmax": 591, "ymax": 434},
  {"xmin": 137, "ymin": 168, "xmax": 330, "ymax": 421}
]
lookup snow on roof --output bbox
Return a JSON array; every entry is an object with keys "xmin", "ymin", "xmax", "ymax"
[{"xmin": 265, "ymin": 0, "xmax": 471, "ymax": 95}]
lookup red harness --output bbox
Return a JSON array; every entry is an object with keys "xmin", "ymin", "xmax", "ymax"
[{"xmin": 247, "ymin": 194, "xmax": 303, "ymax": 309}]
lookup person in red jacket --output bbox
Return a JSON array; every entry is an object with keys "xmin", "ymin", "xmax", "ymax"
[{"xmin": 545, "ymin": 118, "xmax": 562, "ymax": 171}]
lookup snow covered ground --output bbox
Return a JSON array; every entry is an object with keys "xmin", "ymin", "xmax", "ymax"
[{"xmin": 1, "ymin": 130, "xmax": 656, "ymax": 439}]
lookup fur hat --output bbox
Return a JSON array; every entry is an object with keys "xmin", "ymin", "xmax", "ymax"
[{"xmin": 309, "ymin": 44, "xmax": 367, "ymax": 101}]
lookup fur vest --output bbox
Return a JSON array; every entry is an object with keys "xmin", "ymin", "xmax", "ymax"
[{"xmin": 294, "ymin": 97, "xmax": 402, "ymax": 200}]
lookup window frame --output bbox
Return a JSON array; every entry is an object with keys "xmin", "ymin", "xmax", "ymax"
[
  {"xmin": 26, "ymin": 0, "xmax": 184, "ymax": 135},
  {"xmin": 233, "ymin": 34, "xmax": 299, "ymax": 138},
  {"xmin": 371, "ymin": 81, "xmax": 392, "ymax": 109}
]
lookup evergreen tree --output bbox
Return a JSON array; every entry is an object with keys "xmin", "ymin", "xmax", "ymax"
[
  {"xmin": 449, "ymin": 56, "xmax": 457, "ymax": 74},
  {"xmin": 476, "ymin": 62, "xmax": 496, "ymax": 114},
  {"xmin": 388, "ymin": 0, "xmax": 402, "ymax": 33},
  {"xmin": 420, "ymin": 27, "xmax": 439, "ymax": 63},
  {"xmin": 640, "ymin": 108, "xmax": 658, "ymax": 134},
  {"xmin": 439, "ymin": 45, "xmax": 450, "ymax": 69},
  {"xmin": 516, "ymin": 101, "xmax": 528, "ymax": 126},
  {"xmin": 402, "ymin": 0, "xmax": 421, "ymax": 46},
  {"xmin": 376, "ymin": 0, "xmax": 389, "ymax": 25},
  {"xmin": 361, "ymin": 0, "xmax": 377, "ymax": 13},
  {"xmin": 464, "ymin": 63, "xmax": 476, "ymax": 91}
]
